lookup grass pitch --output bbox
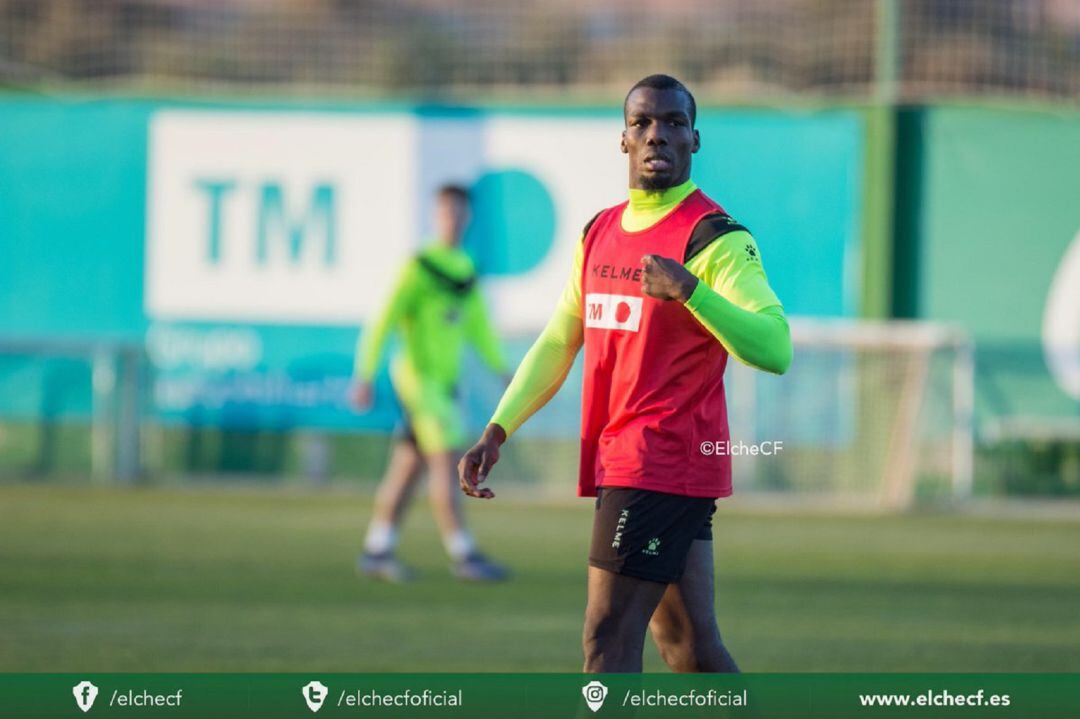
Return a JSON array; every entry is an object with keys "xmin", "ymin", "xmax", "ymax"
[{"xmin": 1, "ymin": 483, "xmax": 1079, "ymax": 672}]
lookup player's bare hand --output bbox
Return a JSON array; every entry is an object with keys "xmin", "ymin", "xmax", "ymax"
[
  {"xmin": 458, "ymin": 423, "xmax": 507, "ymax": 499},
  {"xmin": 349, "ymin": 381, "xmax": 374, "ymax": 411},
  {"xmin": 640, "ymin": 254, "xmax": 699, "ymax": 302}
]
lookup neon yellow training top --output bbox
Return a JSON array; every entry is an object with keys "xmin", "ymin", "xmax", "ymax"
[
  {"xmin": 490, "ymin": 179, "xmax": 792, "ymax": 437},
  {"xmin": 355, "ymin": 242, "xmax": 506, "ymax": 389}
]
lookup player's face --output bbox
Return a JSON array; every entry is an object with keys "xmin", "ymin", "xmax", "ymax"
[
  {"xmin": 621, "ymin": 87, "xmax": 699, "ymax": 190},
  {"xmin": 434, "ymin": 195, "xmax": 470, "ymax": 246}
]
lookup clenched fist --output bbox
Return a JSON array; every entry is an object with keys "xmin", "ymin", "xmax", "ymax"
[{"xmin": 640, "ymin": 254, "xmax": 699, "ymax": 302}]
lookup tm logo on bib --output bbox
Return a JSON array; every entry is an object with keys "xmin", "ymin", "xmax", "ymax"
[{"xmin": 584, "ymin": 293, "xmax": 643, "ymax": 332}]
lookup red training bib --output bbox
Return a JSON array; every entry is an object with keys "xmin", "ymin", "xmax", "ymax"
[{"xmin": 579, "ymin": 189, "xmax": 733, "ymax": 499}]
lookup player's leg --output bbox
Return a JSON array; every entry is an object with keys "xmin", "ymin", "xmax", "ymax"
[
  {"xmin": 359, "ymin": 436, "xmax": 424, "ymax": 581},
  {"xmin": 424, "ymin": 449, "xmax": 468, "ymax": 542},
  {"xmin": 368, "ymin": 437, "xmax": 425, "ymax": 526},
  {"xmin": 583, "ymin": 566, "xmax": 668, "ymax": 672},
  {"xmin": 426, "ymin": 448, "xmax": 508, "ymax": 580},
  {"xmin": 360, "ymin": 365, "xmax": 426, "ymax": 581},
  {"xmin": 648, "ymin": 538, "xmax": 740, "ymax": 672},
  {"xmin": 414, "ymin": 387, "xmax": 508, "ymax": 581},
  {"xmin": 585, "ymin": 487, "xmax": 719, "ymax": 671}
]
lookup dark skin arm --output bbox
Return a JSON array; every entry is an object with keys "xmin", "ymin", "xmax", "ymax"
[
  {"xmin": 457, "ymin": 254, "xmax": 694, "ymax": 500},
  {"xmin": 458, "ymin": 423, "xmax": 506, "ymax": 499}
]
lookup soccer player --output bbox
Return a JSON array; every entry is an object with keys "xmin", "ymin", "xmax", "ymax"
[
  {"xmin": 458, "ymin": 75, "xmax": 792, "ymax": 671},
  {"xmin": 353, "ymin": 184, "xmax": 510, "ymax": 583}
]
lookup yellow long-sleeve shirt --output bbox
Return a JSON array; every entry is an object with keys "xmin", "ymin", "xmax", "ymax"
[{"xmin": 490, "ymin": 179, "xmax": 791, "ymax": 437}]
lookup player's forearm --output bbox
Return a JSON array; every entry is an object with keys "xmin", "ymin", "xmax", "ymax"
[
  {"xmin": 684, "ymin": 281, "xmax": 792, "ymax": 374},
  {"xmin": 489, "ymin": 308, "xmax": 583, "ymax": 437},
  {"xmin": 467, "ymin": 304, "xmax": 509, "ymax": 374},
  {"xmin": 460, "ymin": 289, "xmax": 509, "ymax": 371},
  {"xmin": 477, "ymin": 343, "xmax": 507, "ymax": 375},
  {"xmin": 355, "ymin": 263, "xmax": 419, "ymax": 381},
  {"xmin": 355, "ymin": 313, "xmax": 397, "ymax": 381}
]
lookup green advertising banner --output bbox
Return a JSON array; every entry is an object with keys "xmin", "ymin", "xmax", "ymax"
[
  {"xmin": 0, "ymin": 98, "xmax": 864, "ymax": 434},
  {"xmin": 896, "ymin": 105, "xmax": 1080, "ymax": 429},
  {"xmin": 4, "ymin": 674, "xmax": 1080, "ymax": 719}
]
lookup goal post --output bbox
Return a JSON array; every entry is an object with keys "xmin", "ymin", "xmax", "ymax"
[
  {"xmin": 0, "ymin": 338, "xmax": 145, "ymax": 482},
  {"xmin": 725, "ymin": 319, "xmax": 975, "ymax": 510}
]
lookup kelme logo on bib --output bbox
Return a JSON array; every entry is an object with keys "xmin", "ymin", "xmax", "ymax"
[{"xmin": 584, "ymin": 293, "xmax": 643, "ymax": 332}]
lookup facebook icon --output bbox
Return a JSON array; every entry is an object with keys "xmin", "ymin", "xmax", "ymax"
[{"xmin": 72, "ymin": 680, "xmax": 99, "ymax": 713}]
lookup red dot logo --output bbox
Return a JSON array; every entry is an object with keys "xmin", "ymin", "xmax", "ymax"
[{"xmin": 615, "ymin": 301, "xmax": 632, "ymax": 324}]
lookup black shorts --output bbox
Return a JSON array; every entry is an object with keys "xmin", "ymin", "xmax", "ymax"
[{"xmin": 588, "ymin": 487, "xmax": 717, "ymax": 584}]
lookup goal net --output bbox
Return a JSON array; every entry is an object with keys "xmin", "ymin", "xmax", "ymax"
[
  {"xmin": 0, "ymin": 322, "xmax": 975, "ymax": 512},
  {"xmin": 0, "ymin": 338, "xmax": 144, "ymax": 481},
  {"xmin": 496, "ymin": 319, "xmax": 975, "ymax": 511},
  {"xmin": 1, "ymin": 0, "xmax": 1077, "ymax": 102},
  {"xmin": 728, "ymin": 320, "xmax": 974, "ymax": 510}
]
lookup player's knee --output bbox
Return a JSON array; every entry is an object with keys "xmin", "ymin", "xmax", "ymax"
[
  {"xmin": 650, "ymin": 620, "xmax": 681, "ymax": 651},
  {"xmin": 582, "ymin": 603, "xmax": 633, "ymax": 665},
  {"xmin": 651, "ymin": 625, "xmax": 695, "ymax": 671},
  {"xmin": 582, "ymin": 606, "xmax": 613, "ymax": 649},
  {"xmin": 658, "ymin": 640, "xmax": 700, "ymax": 672},
  {"xmin": 653, "ymin": 621, "xmax": 720, "ymax": 673},
  {"xmin": 426, "ymin": 472, "xmax": 451, "ymax": 497}
]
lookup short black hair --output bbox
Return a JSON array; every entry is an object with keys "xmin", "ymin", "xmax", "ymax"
[
  {"xmin": 436, "ymin": 183, "xmax": 470, "ymax": 203},
  {"xmin": 624, "ymin": 74, "xmax": 697, "ymax": 127}
]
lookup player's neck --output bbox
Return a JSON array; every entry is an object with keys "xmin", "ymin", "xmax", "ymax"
[
  {"xmin": 627, "ymin": 178, "xmax": 696, "ymax": 212},
  {"xmin": 431, "ymin": 237, "xmax": 461, "ymax": 251},
  {"xmin": 622, "ymin": 178, "xmax": 696, "ymax": 232}
]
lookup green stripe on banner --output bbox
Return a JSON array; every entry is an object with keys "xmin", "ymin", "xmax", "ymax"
[
  {"xmin": 860, "ymin": 103, "xmax": 896, "ymax": 319},
  {"xmin": 3, "ymin": 674, "xmax": 1080, "ymax": 718}
]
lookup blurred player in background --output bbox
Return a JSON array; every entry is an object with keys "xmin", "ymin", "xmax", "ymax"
[
  {"xmin": 352, "ymin": 184, "xmax": 510, "ymax": 583},
  {"xmin": 460, "ymin": 75, "xmax": 793, "ymax": 671}
]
